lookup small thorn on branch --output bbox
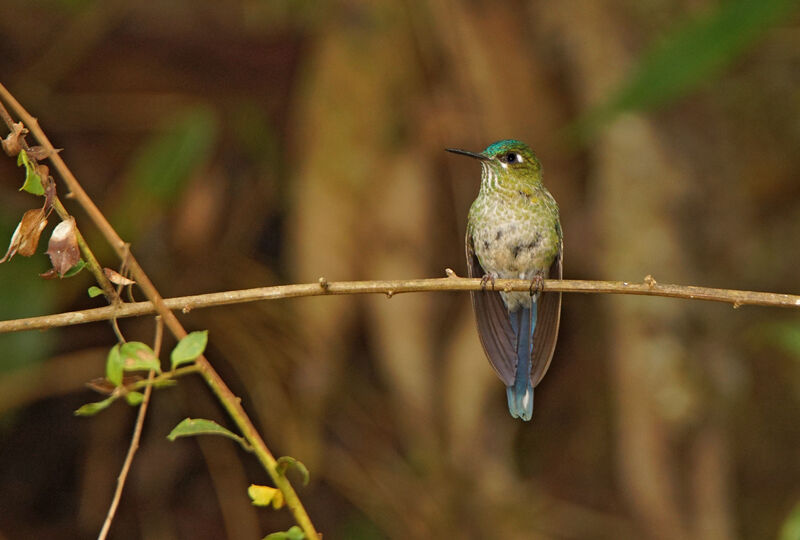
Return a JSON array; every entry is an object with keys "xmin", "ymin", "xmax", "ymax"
[{"xmin": 445, "ymin": 268, "xmax": 458, "ymax": 278}]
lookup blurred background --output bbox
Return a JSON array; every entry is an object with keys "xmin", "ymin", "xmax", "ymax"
[{"xmin": 1, "ymin": 0, "xmax": 799, "ymax": 538}]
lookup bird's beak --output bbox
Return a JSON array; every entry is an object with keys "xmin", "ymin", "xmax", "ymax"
[{"xmin": 445, "ymin": 148, "xmax": 489, "ymax": 161}]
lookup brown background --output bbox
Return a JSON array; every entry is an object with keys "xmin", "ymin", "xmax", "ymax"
[{"xmin": 1, "ymin": 1, "xmax": 799, "ymax": 539}]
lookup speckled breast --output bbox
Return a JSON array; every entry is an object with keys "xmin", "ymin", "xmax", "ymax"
[{"xmin": 469, "ymin": 189, "xmax": 560, "ymax": 310}]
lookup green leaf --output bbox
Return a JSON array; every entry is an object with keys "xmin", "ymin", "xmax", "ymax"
[
  {"xmin": 74, "ymin": 396, "xmax": 115, "ymax": 416},
  {"xmin": 105, "ymin": 344, "xmax": 123, "ymax": 386},
  {"xmin": 276, "ymin": 456, "xmax": 310, "ymax": 486},
  {"xmin": 87, "ymin": 286, "xmax": 104, "ymax": 298},
  {"xmin": 113, "ymin": 107, "xmax": 218, "ymax": 240},
  {"xmin": 62, "ymin": 259, "xmax": 86, "ymax": 278},
  {"xmin": 170, "ymin": 330, "xmax": 208, "ymax": 369},
  {"xmin": 119, "ymin": 341, "xmax": 161, "ymax": 373},
  {"xmin": 248, "ymin": 484, "xmax": 283, "ymax": 508},
  {"xmin": 780, "ymin": 502, "xmax": 800, "ymax": 540},
  {"xmin": 167, "ymin": 417, "xmax": 250, "ymax": 450},
  {"xmin": 763, "ymin": 321, "xmax": 800, "ymax": 357},
  {"xmin": 17, "ymin": 149, "xmax": 44, "ymax": 196},
  {"xmin": 130, "ymin": 108, "xmax": 217, "ymax": 200},
  {"xmin": 575, "ymin": 0, "xmax": 800, "ymax": 138},
  {"xmin": 263, "ymin": 526, "xmax": 304, "ymax": 540},
  {"xmin": 124, "ymin": 391, "xmax": 144, "ymax": 406}
]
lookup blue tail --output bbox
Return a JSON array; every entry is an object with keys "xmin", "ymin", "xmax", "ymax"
[{"xmin": 507, "ymin": 305, "xmax": 537, "ymax": 421}]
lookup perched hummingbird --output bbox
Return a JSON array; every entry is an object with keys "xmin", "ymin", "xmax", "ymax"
[{"xmin": 447, "ymin": 140, "xmax": 562, "ymax": 421}]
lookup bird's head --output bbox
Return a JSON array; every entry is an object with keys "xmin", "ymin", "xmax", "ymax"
[{"xmin": 446, "ymin": 139, "xmax": 542, "ymax": 186}]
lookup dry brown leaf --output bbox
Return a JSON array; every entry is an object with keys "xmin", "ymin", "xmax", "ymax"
[
  {"xmin": 1, "ymin": 122, "xmax": 26, "ymax": 156},
  {"xmin": 103, "ymin": 267, "xmax": 135, "ymax": 286},
  {"xmin": 38, "ymin": 268, "xmax": 59, "ymax": 280},
  {"xmin": 44, "ymin": 175, "xmax": 57, "ymax": 209},
  {"xmin": 0, "ymin": 208, "xmax": 48, "ymax": 262},
  {"xmin": 26, "ymin": 145, "xmax": 61, "ymax": 160},
  {"xmin": 46, "ymin": 217, "xmax": 80, "ymax": 276},
  {"xmin": 36, "ymin": 164, "xmax": 49, "ymax": 183},
  {"xmin": 86, "ymin": 375, "xmax": 142, "ymax": 395}
]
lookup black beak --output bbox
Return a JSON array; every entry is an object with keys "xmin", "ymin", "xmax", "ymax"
[{"xmin": 445, "ymin": 148, "xmax": 488, "ymax": 161}]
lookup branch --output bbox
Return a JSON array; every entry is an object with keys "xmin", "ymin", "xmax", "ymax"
[
  {"xmin": 1, "ymin": 274, "xmax": 798, "ymax": 334},
  {"xmin": 0, "ymin": 83, "xmax": 320, "ymax": 540},
  {"xmin": 98, "ymin": 317, "xmax": 163, "ymax": 540},
  {"xmin": 0, "ymin": 96, "xmax": 118, "ymax": 300}
]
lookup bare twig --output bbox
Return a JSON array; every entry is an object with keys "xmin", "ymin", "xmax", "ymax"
[
  {"xmin": 98, "ymin": 316, "xmax": 163, "ymax": 540},
  {"xmin": 0, "ymin": 275, "xmax": 798, "ymax": 335},
  {"xmin": 0, "ymin": 83, "xmax": 320, "ymax": 540}
]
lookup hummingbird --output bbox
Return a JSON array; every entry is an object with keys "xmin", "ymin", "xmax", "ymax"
[{"xmin": 447, "ymin": 140, "xmax": 562, "ymax": 421}]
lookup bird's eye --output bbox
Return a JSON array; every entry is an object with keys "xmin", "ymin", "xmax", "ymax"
[{"xmin": 505, "ymin": 152, "xmax": 520, "ymax": 163}]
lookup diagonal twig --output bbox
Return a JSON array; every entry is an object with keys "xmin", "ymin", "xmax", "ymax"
[
  {"xmin": 0, "ymin": 97, "xmax": 117, "ymax": 300},
  {"xmin": 0, "ymin": 83, "xmax": 321, "ymax": 539}
]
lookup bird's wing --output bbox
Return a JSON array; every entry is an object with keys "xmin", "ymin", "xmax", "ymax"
[
  {"xmin": 466, "ymin": 232, "xmax": 516, "ymax": 386},
  {"xmin": 530, "ymin": 235, "xmax": 562, "ymax": 386}
]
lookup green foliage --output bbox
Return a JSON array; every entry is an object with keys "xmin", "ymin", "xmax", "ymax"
[
  {"xmin": 87, "ymin": 285, "xmax": 104, "ymax": 298},
  {"xmin": 576, "ymin": 0, "xmax": 799, "ymax": 137},
  {"xmin": 61, "ymin": 259, "xmax": 86, "ymax": 277},
  {"xmin": 263, "ymin": 526, "xmax": 304, "ymax": 540},
  {"xmin": 119, "ymin": 341, "xmax": 161, "ymax": 373},
  {"xmin": 124, "ymin": 391, "xmax": 144, "ymax": 406},
  {"xmin": 130, "ymin": 107, "xmax": 216, "ymax": 200},
  {"xmin": 276, "ymin": 456, "xmax": 310, "ymax": 486},
  {"xmin": 80, "ymin": 334, "xmax": 205, "ymax": 418},
  {"xmin": 112, "ymin": 107, "xmax": 217, "ymax": 240},
  {"xmin": 167, "ymin": 417, "xmax": 250, "ymax": 450},
  {"xmin": 170, "ymin": 330, "xmax": 208, "ymax": 369},
  {"xmin": 780, "ymin": 502, "xmax": 800, "ymax": 540},
  {"xmin": 17, "ymin": 149, "xmax": 44, "ymax": 196},
  {"xmin": 763, "ymin": 321, "xmax": 800, "ymax": 357},
  {"xmin": 106, "ymin": 344, "xmax": 123, "ymax": 386},
  {"xmin": 74, "ymin": 396, "xmax": 115, "ymax": 416},
  {"xmin": 0, "ymin": 229, "xmax": 55, "ymax": 372}
]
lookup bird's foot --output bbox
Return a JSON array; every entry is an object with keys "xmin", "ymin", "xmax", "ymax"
[
  {"xmin": 480, "ymin": 273, "xmax": 497, "ymax": 291},
  {"xmin": 528, "ymin": 271, "xmax": 545, "ymax": 297}
]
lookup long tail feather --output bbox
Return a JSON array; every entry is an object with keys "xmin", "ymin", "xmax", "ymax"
[{"xmin": 506, "ymin": 305, "xmax": 537, "ymax": 420}]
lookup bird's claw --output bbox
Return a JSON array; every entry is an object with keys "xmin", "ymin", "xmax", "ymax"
[
  {"xmin": 480, "ymin": 274, "xmax": 497, "ymax": 291},
  {"xmin": 528, "ymin": 271, "xmax": 545, "ymax": 296}
]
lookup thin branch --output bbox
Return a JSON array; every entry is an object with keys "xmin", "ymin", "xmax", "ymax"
[
  {"xmin": 0, "ymin": 83, "xmax": 321, "ymax": 540},
  {"xmin": 124, "ymin": 364, "xmax": 200, "ymax": 393},
  {"xmin": 1, "ymin": 275, "xmax": 798, "ymax": 335},
  {"xmin": 98, "ymin": 316, "xmax": 163, "ymax": 540},
  {"xmin": 0, "ymin": 97, "xmax": 118, "ymax": 300}
]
